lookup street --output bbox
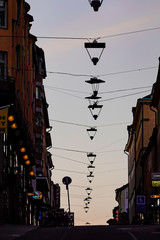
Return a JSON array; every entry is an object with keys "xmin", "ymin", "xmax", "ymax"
[{"xmin": 1, "ymin": 225, "xmax": 160, "ymax": 240}]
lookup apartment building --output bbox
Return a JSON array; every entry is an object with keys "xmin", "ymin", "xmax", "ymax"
[{"xmin": 0, "ymin": 0, "xmax": 53, "ymax": 225}]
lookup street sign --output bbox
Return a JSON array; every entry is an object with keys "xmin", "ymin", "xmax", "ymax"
[
  {"xmin": 152, "ymin": 172, "xmax": 160, "ymax": 187},
  {"xmin": 32, "ymin": 191, "xmax": 42, "ymax": 200},
  {"xmin": 136, "ymin": 195, "xmax": 146, "ymax": 211},
  {"xmin": 150, "ymin": 194, "xmax": 160, "ymax": 199},
  {"xmin": 152, "ymin": 172, "xmax": 160, "ymax": 180}
]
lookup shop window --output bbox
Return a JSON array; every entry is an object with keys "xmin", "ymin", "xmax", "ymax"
[
  {"xmin": 0, "ymin": 51, "xmax": 7, "ymax": 79},
  {"xmin": 0, "ymin": 0, "xmax": 7, "ymax": 28}
]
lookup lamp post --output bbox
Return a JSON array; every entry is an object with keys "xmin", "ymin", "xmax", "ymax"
[{"xmin": 62, "ymin": 176, "xmax": 72, "ymax": 225}]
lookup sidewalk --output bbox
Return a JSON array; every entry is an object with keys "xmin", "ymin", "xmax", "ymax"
[{"xmin": 0, "ymin": 224, "xmax": 39, "ymax": 240}]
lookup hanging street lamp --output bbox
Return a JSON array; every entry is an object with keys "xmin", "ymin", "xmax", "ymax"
[
  {"xmin": 85, "ymin": 91, "xmax": 101, "ymax": 102},
  {"xmin": 88, "ymin": 101, "xmax": 103, "ymax": 120},
  {"xmin": 88, "ymin": 0, "xmax": 103, "ymax": 12},
  {"xmin": 87, "ymin": 152, "xmax": 97, "ymax": 165},
  {"xmin": 85, "ymin": 187, "xmax": 93, "ymax": 196},
  {"xmin": 87, "ymin": 127, "xmax": 97, "ymax": 140},
  {"xmin": 86, "ymin": 77, "xmax": 105, "ymax": 95},
  {"xmin": 84, "ymin": 196, "xmax": 92, "ymax": 205},
  {"xmin": 87, "ymin": 164, "xmax": 95, "ymax": 175},
  {"xmin": 84, "ymin": 205, "xmax": 89, "ymax": 213},
  {"xmin": 87, "ymin": 172, "xmax": 94, "ymax": 183},
  {"xmin": 84, "ymin": 198, "xmax": 89, "ymax": 206},
  {"xmin": 84, "ymin": 40, "xmax": 106, "ymax": 65}
]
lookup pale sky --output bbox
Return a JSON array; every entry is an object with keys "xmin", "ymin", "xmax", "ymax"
[{"xmin": 27, "ymin": 0, "xmax": 160, "ymax": 225}]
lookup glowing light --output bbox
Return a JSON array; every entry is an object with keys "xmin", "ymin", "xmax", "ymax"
[
  {"xmin": 29, "ymin": 170, "xmax": 34, "ymax": 176},
  {"xmin": 8, "ymin": 115, "xmax": 14, "ymax": 122},
  {"xmin": 11, "ymin": 123, "xmax": 17, "ymax": 129},
  {"xmin": 23, "ymin": 154, "xmax": 29, "ymax": 160},
  {"xmin": 20, "ymin": 147, "xmax": 26, "ymax": 153},
  {"xmin": 25, "ymin": 160, "xmax": 31, "ymax": 165}
]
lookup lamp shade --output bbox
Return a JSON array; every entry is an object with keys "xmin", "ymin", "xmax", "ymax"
[
  {"xmin": 89, "ymin": 0, "xmax": 103, "ymax": 12},
  {"xmin": 84, "ymin": 40, "xmax": 106, "ymax": 65}
]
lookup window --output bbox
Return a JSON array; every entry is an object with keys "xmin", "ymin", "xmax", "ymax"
[
  {"xmin": 0, "ymin": 0, "xmax": 7, "ymax": 28},
  {"xmin": 36, "ymin": 86, "xmax": 41, "ymax": 99},
  {"xmin": 16, "ymin": 0, "xmax": 21, "ymax": 25},
  {"xmin": 36, "ymin": 112, "xmax": 43, "ymax": 127},
  {"xmin": 16, "ymin": 45, "xmax": 20, "ymax": 69},
  {"xmin": 0, "ymin": 51, "xmax": 7, "ymax": 79}
]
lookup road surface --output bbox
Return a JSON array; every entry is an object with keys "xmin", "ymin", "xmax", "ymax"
[{"xmin": 1, "ymin": 225, "xmax": 160, "ymax": 240}]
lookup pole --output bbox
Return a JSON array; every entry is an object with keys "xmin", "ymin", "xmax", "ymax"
[{"xmin": 66, "ymin": 185, "xmax": 71, "ymax": 225}]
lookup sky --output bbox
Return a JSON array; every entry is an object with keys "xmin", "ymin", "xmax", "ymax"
[{"xmin": 27, "ymin": 0, "xmax": 160, "ymax": 225}]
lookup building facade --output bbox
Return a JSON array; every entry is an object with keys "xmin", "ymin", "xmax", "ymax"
[
  {"xmin": 125, "ymin": 95, "xmax": 156, "ymax": 224},
  {"xmin": 115, "ymin": 184, "xmax": 129, "ymax": 224},
  {"xmin": 0, "ymin": 0, "xmax": 54, "ymax": 225}
]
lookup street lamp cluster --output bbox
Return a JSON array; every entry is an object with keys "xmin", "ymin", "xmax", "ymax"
[
  {"xmin": 84, "ymin": 188, "xmax": 93, "ymax": 213},
  {"xmin": 61, "ymin": 1, "xmax": 105, "ymax": 215},
  {"xmin": 85, "ymin": 77, "xmax": 105, "ymax": 121},
  {"xmin": 83, "ymin": 153, "xmax": 96, "ymax": 213},
  {"xmin": 83, "ymin": 14, "xmax": 106, "ymax": 214},
  {"xmin": 8, "ymin": 113, "xmax": 35, "ymax": 178}
]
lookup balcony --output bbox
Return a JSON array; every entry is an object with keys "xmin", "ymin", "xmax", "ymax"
[{"xmin": 0, "ymin": 78, "xmax": 15, "ymax": 105}]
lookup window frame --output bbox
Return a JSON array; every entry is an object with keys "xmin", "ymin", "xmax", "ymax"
[
  {"xmin": 0, "ymin": 51, "xmax": 7, "ymax": 79},
  {"xmin": 16, "ymin": 45, "xmax": 20, "ymax": 70},
  {"xmin": 0, "ymin": 0, "xmax": 7, "ymax": 29}
]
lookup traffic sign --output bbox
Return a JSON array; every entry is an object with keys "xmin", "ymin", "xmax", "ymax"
[{"xmin": 136, "ymin": 195, "xmax": 146, "ymax": 211}]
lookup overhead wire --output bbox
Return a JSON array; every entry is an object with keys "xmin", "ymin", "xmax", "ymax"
[
  {"xmin": 99, "ymin": 89, "xmax": 151, "ymax": 103},
  {"xmin": 52, "ymin": 146, "xmax": 88, "ymax": 154},
  {"xmin": 46, "ymin": 87, "xmax": 84, "ymax": 100},
  {"xmin": 2, "ymin": 25, "xmax": 159, "ymax": 40},
  {"xmin": 100, "ymin": 86, "xmax": 152, "ymax": 94},
  {"xmin": 45, "ymin": 85, "xmax": 152, "ymax": 95},
  {"xmin": 7, "ymin": 65, "xmax": 158, "ymax": 79},
  {"xmin": 49, "ymin": 119, "xmax": 131, "ymax": 128},
  {"xmin": 53, "ymin": 153, "xmax": 88, "ymax": 165},
  {"xmin": 95, "ymin": 168, "xmax": 127, "ymax": 174},
  {"xmin": 54, "ymin": 168, "xmax": 87, "ymax": 175},
  {"xmin": 46, "ymin": 85, "xmax": 152, "ymax": 103},
  {"xmin": 98, "ymin": 26, "xmax": 160, "ymax": 40},
  {"xmin": 46, "ymin": 66, "xmax": 158, "ymax": 78}
]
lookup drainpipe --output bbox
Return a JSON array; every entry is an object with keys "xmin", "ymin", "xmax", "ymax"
[{"xmin": 150, "ymin": 104, "xmax": 157, "ymax": 127}]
